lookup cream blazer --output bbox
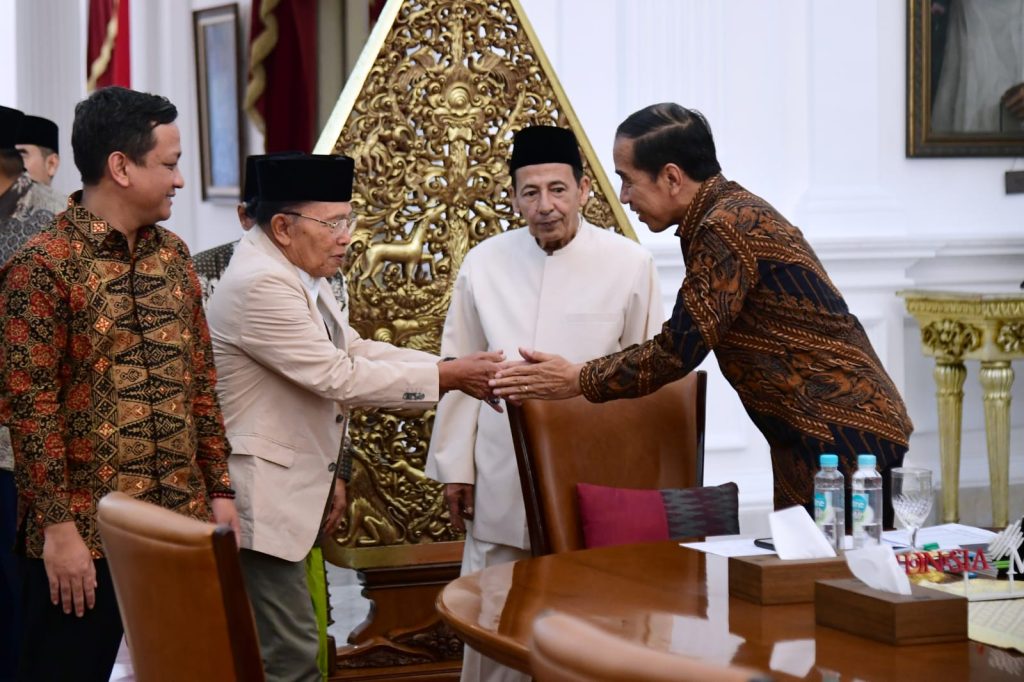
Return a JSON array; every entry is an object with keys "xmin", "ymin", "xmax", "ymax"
[
  {"xmin": 206, "ymin": 228, "xmax": 439, "ymax": 561},
  {"xmin": 425, "ymin": 222, "xmax": 663, "ymax": 549}
]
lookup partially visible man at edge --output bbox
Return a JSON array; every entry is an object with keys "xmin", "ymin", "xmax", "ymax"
[
  {"xmin": 0, "ymin": 106, "xmax": 64, "ymax": 264},
  {"xmin": 491, "ymin": 103, "xmax": 913, "ymax": 528},
  {"xmin": 0, "ymin": 103, "xmax": 65, "ymax": 682},
  {"xmin": 0, "ymin": 86, "xmax": 239, "ymax": 681},
  {"xmin": 14, "ymin": 114, "xmax": 61, "ymax": 188}
]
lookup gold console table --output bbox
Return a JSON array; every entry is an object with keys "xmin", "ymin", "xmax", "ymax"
[{"xmin": 899, "ymin": 290, "xmax": 1024, "ymax": 527}]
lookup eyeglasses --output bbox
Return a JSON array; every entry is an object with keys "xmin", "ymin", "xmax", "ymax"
[{"xmin": 283, "ymin": 212, "xmax": 356, "ymax": 236}]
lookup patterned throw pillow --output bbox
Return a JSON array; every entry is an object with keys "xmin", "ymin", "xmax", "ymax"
[{"xmin": 576, "ymin": 482, "xmax": 740, "ymax": 549}]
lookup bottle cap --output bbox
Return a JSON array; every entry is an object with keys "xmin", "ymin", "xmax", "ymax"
[
  {"xmin": 819, "ymin": 454, "xmax": 839, "ymax": 468},
  {"xmin": 857, "ymin": 453, "xmax": 877, "ymax": 468}
]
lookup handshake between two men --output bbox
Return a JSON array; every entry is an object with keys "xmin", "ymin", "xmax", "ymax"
[
  {"xmin": 439, "ymin": 347, "xmax": 579, "ymax": 414},
  {"xmin": 433, "ymin": 347, "xmax": 583, "ymax": 534}
]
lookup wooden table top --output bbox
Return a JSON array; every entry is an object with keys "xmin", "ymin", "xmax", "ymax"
[{"xmin": 436, "ymin": 540, "xmax": 1023, "ymax": 681}]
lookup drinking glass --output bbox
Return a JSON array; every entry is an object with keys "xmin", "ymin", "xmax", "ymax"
[{"xmin": 891, "ymin": 467, "xmax": 933, "ymax": 549}]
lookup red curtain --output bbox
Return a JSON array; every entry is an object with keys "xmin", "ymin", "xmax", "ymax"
[
  {"xmin": 87, "ymin": 0, "xmax": 131, "ymax": 91},
  {"xmin": 247, "ymin": 0, "xmax": 318, "ymax": 153},
  {"xmin": 370, "ymin": 0, "xmax": 387, "ymax": 23}
]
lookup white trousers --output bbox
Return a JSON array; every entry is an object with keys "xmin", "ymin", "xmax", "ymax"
[{"xmin": 459, "ymin": 530, "xmax": 531, "ymax": 682}]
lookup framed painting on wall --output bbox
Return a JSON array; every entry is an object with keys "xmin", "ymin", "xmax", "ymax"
[
  {"xmin": 907, "ymin": 0, "xmax": 1024, "ymax": 157},
  {"xmin": 193, "ymin": 4, "xmax": 243, "ymax": 199}
]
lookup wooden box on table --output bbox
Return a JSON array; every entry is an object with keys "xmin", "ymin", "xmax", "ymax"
[
  {"xmin": 728, "ymin": 554, "xmax": 853, "ymax": 605},
  {"xmin": 814, "ymin": 578, "xmax": 968, "ymax": 645}
]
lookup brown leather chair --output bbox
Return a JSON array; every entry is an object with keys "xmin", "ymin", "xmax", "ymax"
[
  {"xmin": 509, "ymin": 372, "xmax": 706, "ymax": 556},
  {"xmin": 530, "ymin": 611, "xmax": 772, "ymax": 682},
  {"xmin": 97, "ymin": 492, "xmax": 265, "ymax": 682}
]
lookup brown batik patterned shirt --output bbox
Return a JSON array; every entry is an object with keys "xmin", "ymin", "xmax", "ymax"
[
  {"xmin": 580, "ymin": 175, "xmax": 913, "ymax": 510},
  {"xmin": 0, "ymin": 194, "xmax": 233, "ymax": 558}
]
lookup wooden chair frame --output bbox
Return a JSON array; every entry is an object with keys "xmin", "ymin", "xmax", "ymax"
[
  {"xmin": 509, "ymin": 371, "xmax": 707, "ymax": 556},
  {"xmin": 98, "ymin": 492, "xmax": 265, "ymax": 682}
]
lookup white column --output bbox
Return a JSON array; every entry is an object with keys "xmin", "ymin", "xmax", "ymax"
[{"xmin": 0, "ymin": 1, "xmax": 17, "ymax": 105}]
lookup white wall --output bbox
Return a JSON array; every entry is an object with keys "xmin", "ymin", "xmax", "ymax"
[{"xmin": 6, "ymin": 0, "xmax": 1023, "ymax": 533}]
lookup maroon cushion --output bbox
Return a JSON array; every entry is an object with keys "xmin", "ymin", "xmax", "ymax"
[
  {"xmin": 576, "ymin": 483, "xmax": 670, "ymax": 549},
  {"xmin": 576, "ymin": 482, "xmax": 740, "ymax": 549}
]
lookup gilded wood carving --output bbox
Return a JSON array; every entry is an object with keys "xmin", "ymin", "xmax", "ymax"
[{"xmin": 315, "ymin": 0, "xmax": 634, "ymax": 548}]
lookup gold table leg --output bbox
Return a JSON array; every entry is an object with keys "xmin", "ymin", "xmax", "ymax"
[
  {"xmin": 979, "ymin": 360, "xmax": 1014, "ymax": 528},
  {"xmin": 934, "ymin": 361, "xmax": 966, "ymax": 523}
]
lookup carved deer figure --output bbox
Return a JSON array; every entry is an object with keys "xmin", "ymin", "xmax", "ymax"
[{"xmin": 358, "ymin": 217, "xmax": 435, "ymax": 288}]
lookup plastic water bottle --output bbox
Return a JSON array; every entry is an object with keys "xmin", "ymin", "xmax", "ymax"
[
  {"xmin": 852, "ymin": 454, "xmax": 883, "ymax": 548},
  {"xmin": 814, "ymin": 454, "xmax": 845, "ymax": 551}
]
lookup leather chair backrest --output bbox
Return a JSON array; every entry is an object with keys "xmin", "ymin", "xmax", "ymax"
[
  {"xmin": 530, "ymin": 611, "xmax": 772, "ymax": 682},
  {"xmin": 510, "ymin": 372, "xmax": 706, "ymax": 556},
  {"xmin": 98, "ymin": 492, "xmax": 264, "ymax": 682}
]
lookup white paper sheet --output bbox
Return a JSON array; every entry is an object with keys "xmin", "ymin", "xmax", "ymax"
[
  {"xmin": 680, "ymin": 538, "xmax": 775, "ymax": 557},
  {"xmin": 882, "ymin": 523, "xmax": 997, "ymax": 550},
  {"xmin": 769, "ymin": 506, "xmax": 837, "ymax": 559}
]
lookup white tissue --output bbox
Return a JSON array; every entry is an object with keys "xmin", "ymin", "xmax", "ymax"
[
  {"xmin": 844, "ymin": 544, "xmax": 912, "ymax": 596},
  {"xmin": 768, "ymin": 506, "xmax": 837, "ymax": 560}
]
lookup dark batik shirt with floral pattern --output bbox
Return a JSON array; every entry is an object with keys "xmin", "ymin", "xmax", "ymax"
[
  {"xmin": 580, "ymin": 175, "xmax": 913, "ymax": 510},
  {"xmin": 0, "ymin": 193, "xmax": 233, "ymax": 558},
  {"xmin": 0, "ymin": 173, "xmax": 64, "ymax": 473}
]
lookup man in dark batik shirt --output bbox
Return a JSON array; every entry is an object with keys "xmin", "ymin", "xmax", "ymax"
[
  {"xmin": 0, "ymin": 87, "xmax": 238, "ymax": 682},
  {"xmin": 492, "ymin": 103, "xmax": 913, "ymax": 529}
]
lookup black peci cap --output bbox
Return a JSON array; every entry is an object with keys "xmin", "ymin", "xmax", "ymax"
[
  {"xmin": 15, "ymin": 115, "xmax": 59, "ymax": 151},
  {"xmin": 255, "ymin": 154, "xmax": 354, "ymax": 203},
  {"xmin": 241, "ymin": 151, "xmax": 303, "ymax": 204},
  {"xmin": 509, "ymin": 126, "xmax": 583, "ymax": 173},
  {"xmin": 0, "ymin": 105, "xmax": 26, "ymax": 150}
]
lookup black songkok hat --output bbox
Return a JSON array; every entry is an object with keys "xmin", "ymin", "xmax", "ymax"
[
  {"xmin": 241, "ymin": 151, "xmax": 302, "ymax": 203},
  {"xmin": 15, "ymin": 115, "xmax": 59, "ymax": 151},
  {"xmin": 0, "ymin": 105, "xmax": 26, "ymax": 150},
  {"xmin": 509, "ymin": 126, "xmax": 583, "ymax": 173},
  {"xmin": 255, "ymin": 154, "xmax": 354, "ymax": 202}
]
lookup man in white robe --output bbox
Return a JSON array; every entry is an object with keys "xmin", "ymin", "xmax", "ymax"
[{"xmin": 425, "ymin": 126, "xmax": 662, "ymax": 682}]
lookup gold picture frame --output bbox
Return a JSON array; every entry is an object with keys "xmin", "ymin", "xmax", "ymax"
[
  {"xmin": 906, "ymin": 0, "xmax": 1024, "ymax": 157},
  {"xmin": 193, "ymin": 4, "xmax": 244, "ymax": 199}
]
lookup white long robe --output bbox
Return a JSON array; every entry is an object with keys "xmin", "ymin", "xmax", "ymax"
[{"xmin": 425, "ymin": 220, "xmax": 663, "ymax": 550}]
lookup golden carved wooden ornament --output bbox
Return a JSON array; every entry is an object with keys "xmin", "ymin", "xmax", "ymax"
[{"xmin": 313, "ymin": 0, "xmax": 635, "ymax": 552}]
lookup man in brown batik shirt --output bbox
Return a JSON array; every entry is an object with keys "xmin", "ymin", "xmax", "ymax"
[{"xmin": 491, "ymin": 103, "xmax": 912, "ymax": 529}]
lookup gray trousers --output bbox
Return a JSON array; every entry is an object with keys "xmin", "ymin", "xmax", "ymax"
[{"xmin": 239, "ymin": 549, "xmax": 320, "ymax": 682}]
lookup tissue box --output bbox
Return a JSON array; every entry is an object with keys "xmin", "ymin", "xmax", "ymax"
[
  {"xmin": 729, "ymin": 554, "xmax": 853, "ymax": 605},
  {"xmin": 814, "ymin": 578, "xmax": 967, "ymax": 645}
]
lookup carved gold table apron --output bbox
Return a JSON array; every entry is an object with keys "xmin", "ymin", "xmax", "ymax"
[{"xmin": 899, "ymin": 290, "xmax": 1024, "ymax": 527}]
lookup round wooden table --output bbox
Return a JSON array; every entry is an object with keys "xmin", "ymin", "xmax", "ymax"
[{"xmin": 437, "ymin": 540, "xmax": 1023, "ymax": 680}]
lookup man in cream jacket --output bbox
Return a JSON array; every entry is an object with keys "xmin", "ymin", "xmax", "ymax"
[{"xmin": 207, "ymin": 154, "xmax": 501, "ymax": 682}]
